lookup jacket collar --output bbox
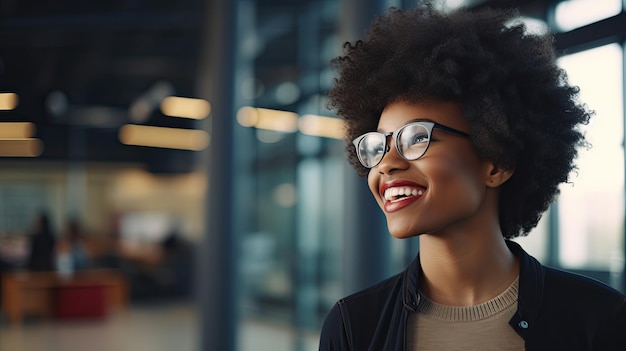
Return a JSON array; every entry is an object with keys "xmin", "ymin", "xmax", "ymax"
[
  {"xmin": 506, "ymin": 240, "xmax": 544, "ymax": 337},
  {"xmin": 403, "ymin": 251, "xmax": 421, "ymax": 312},
  {"xmin": 402, "ymin": 240, "xmax": 544, "ymax": 336}
]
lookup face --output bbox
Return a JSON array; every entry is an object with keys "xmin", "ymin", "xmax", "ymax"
[{"xmin": 367, "ymin": 100, "xmax": 495, "ymax": 239}]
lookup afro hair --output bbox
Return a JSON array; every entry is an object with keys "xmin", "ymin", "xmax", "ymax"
[{"xmin": 328, "ymin": 5, "xmax": 591, "ymax": 238}]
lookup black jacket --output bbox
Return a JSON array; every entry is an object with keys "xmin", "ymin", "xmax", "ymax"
[{"xmin": 319, "ymin": 241, "xmax": 626, "ymax": 350}]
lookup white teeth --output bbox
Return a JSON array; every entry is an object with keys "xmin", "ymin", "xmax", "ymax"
[{"xmin": 383, "ymin": 186, "xmax": 425, "ymax": 202}]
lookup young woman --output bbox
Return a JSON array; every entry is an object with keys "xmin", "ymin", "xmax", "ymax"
[{"xmin": 319, "ymin": 5, "xmax": 626, "ymax": 350}]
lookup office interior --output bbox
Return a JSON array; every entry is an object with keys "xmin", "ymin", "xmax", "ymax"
[{"xmin": 0, "ymin": 0, "xmax": 624, "ymax": 350}]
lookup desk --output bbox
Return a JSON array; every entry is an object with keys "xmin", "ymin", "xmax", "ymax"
[{"xmin": 1, "ymin": 270, "xmax": 128, "ymax": 325}]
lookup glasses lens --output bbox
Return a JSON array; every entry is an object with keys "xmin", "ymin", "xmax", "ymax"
[
  {"xmin": 357, "ymin": 133, "xmax": 386, "ymax": 168},
  {"xmin": 397, "ymin": 123, "xmax": 430, "ymax": 160}
]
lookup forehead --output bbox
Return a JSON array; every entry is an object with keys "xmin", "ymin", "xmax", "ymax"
[{"xmin": 377, "ymin": 100, "xmax": 468, "ymax": 132}]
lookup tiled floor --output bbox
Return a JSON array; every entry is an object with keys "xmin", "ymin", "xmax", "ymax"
[{"xmin": 0, "ymin": 303, "xmax": 320, "ymax": 351}]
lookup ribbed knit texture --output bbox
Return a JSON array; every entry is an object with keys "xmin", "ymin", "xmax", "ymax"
[
  {"xmin": 417, "ymin": 277, "xmax": 519, "ymax": 321},
  {"xmin": 407, "ymin": 277, "xmax": 525, "ymax": 350}
]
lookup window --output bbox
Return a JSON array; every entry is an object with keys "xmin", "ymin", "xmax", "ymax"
[
  {"xmin": 557, "ymin": 43, "xmax": 624, "ymax": 273},
  {"xmin": 555, "ymin": 0, "xmax": 622, "ymax": 31}
]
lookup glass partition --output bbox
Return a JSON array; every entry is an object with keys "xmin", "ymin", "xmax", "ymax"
[{"xmin": 556, "ymin": 44, "xmax": 624, "ymax": 283}]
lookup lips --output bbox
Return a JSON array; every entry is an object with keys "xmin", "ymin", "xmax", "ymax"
[{"xmin": 379, "ymin": 180, "xmax": 426, "ymax": 212}]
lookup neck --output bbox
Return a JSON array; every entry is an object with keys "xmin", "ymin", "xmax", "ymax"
[{"xmin": 418, "ymin": 230, "xmax": 519, "ymax": 306}]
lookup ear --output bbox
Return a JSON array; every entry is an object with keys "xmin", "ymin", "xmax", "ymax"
[{"xmin": 484, "ymin": 162, "xmax": 514, "ymax": 188}]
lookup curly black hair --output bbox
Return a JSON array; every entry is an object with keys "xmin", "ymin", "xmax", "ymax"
[{"xmin": 328, "ymin": 5, "xmax": 591, "ymax": 239}]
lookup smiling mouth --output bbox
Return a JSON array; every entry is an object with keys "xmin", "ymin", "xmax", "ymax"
[{"xmin": 383, "ymin": 186, "xmax": 425, "ymax": 203}]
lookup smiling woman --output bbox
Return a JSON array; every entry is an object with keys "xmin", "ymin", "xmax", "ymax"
[
  {"xmin": 319, "ymin": 4, "xmax": 626, "ymax": 351},
  {"xmin": 367, "ymin": 100, "xmax": 496, "ymax": 240}
]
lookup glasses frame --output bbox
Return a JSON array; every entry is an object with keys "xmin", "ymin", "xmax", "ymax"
[{"xmin": 352, "ymin": 121, "xmax": 470, "ymax": 168}]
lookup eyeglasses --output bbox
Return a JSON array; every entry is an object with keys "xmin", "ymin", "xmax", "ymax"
[{"xmin": 352, "ymin": 121, "xmax": 470, "ymax": 168}]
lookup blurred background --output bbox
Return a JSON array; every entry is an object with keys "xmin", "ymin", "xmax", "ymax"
[{"xmin": 0, "ymin": 0, "xmax": 624, "ymax": 350}]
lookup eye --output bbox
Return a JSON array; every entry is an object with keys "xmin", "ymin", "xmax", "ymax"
[
  {"xmin": 410, "ymin": 132, "xmax": 429, "ymax": 144},
  {"xmin": 364, "ymin": 139, "xmax": 385, "ymax": 155},
  {"xmin": 367, "ymin": 144, "xmax": 383, "ymax": 155},
  {"xmin": 402, "ymin": 132, "xmax": 429, "ymax": 150},
  {"xmin": 398, "ymin": 124, "xmax": 429, "ymax": 148}
]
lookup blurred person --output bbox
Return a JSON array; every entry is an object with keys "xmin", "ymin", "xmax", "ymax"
[
  {"xmin": 56, "ymin": 218, "xmax": 91, "ymax": 275},
  {"xmin": 93, "ymin": 232, "xmax": 124, "ymax": 270},
  {"xmin": 26, "ymin": 211, "xmax": 57, "ymax": 271},
  {"xmin": 319, "ymin": 4, "xmax": 626, "ymax": 350},
  {"xmin": 158, "ymin": 228, "xmax": 194, "ymax": 299}
]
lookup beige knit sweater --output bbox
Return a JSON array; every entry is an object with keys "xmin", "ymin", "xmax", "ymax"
[{"xmin": 407, "ymin": 277, "xmax": 525, "ymax": 350}]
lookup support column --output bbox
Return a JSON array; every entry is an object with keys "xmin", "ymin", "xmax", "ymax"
[
  {"xmin": 195, "ymin": 0, "xmax": 238, "ymax": 350},
  {"xmin": 339, "ymin": 0, "xmax": 392, "ymax": 295},
  {"xmin": 622, "ymin": 41, "xmax": 626, "ymax": 294}
]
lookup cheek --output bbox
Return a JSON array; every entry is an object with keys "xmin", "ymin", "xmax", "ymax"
[
  {"xmin": 427, "ymin": 155, "xmax": 485, "ymax": 199},
  {"xmin": 367, "ymin": 171, "xmax": 382, "ymax": 206}
]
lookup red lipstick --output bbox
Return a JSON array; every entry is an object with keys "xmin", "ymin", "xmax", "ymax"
[{"xmin": 379, "ymin": 180, "xmax": 426, "ymax": 213}]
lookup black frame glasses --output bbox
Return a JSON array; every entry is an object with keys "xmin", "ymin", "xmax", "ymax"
[{"xmin": 352, "ymin": 121, "xmax": 470, "ymax": 168}]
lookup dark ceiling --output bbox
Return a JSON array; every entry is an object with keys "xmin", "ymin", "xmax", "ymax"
[
  {"xmin": 1, "ymin": 0, "xmax": 623, "ymax": 173},
  {"xmin": 0, "ymin": 0, "xmax": 323, "ymax": 173},
  {"xmin": 0, "ymin": 0, "xmax": 205, "ymax": 172}
]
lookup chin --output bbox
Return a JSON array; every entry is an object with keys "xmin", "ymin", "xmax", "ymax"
[
  {"xmin": 384, "ymin": 211, "xmax": 429, "ymax": 238},
  {"xmin": 390, "ymin": 232, "xmax": 422, "ymax": 240},
  {"xmin": 387, "ymin": 223, "xmax": 422, "ymax": 239}
]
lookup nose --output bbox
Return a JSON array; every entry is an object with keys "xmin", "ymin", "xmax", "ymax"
[{"xmin": 376, "ymin": 142, "xmax": 409, "ymax": 174}]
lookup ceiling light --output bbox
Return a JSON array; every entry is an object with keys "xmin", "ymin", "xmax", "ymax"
[
  {"xmin": 119, "ymin": 124, "xmax": 210, "ymax": 151},
  {"xmin": 0, "ymin": 138, "xmax": 43, "ymax": 157},
  {"xmin": 236, "ymin": 106, "xmax": 259, "ymax": 127},
  {"xmin": 237, "ymin": 106, "xmax": 298, "ymax": 133},
  {"xmin": 299, "ymin": 114, "xmax": 345, "ymax": 139},
  {"xmin": 254, "ymin": 108, "xmax": 299, "ymax": 133},
  {"xmin": 0, "ymin": 93, "xmax": 19, "ymax": 110},
  {"xmin": 0, "ymin": 122, "xmax": 35, "ymax": 138},
  {"xmin": 160, "ymin": 96, "xmax": 211, "ymax": 119}
]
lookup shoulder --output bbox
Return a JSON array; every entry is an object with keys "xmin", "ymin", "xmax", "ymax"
[
  {"xmin": 542, "ymin": 267, "xmax": 626, "ymax": 349},
  {"xmin": 542, "ymin": 265, "xmax": 624, "ymax": 303},
  {"xmin": 539, "ymin": 266, "xmax": 625, "ymax": 331},
  {"xmin": 319, "ymin": 302, "xmax": 348, "ymax": 350},
  {"xmin": 340, "ymin": 272, "xmax": 405, "ymax": 306},
  {"xmin": 512, "ymin": 239, "xmax": 624, "ymax": 313},
  {"xmin": 319, "ymin": 272, "xmax": 406, "ymax": 350},
  {"xmin": 323, "ymin": 271, "xmax": 404, "ymax": 325}
]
